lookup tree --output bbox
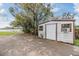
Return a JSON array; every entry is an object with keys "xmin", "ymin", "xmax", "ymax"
[
  {"xmin": 62, "ymin": 12, "xmax": 76, "ymax": 19},
  {"xmin": 9, "ymin": 7, "xmax": 17, "ymax": 17},
  {"xmin": 9, "ymin": 3, "xmax": 53, "ymax": 35}
]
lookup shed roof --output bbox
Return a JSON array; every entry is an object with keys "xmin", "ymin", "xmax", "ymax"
[{"xmin": 39, "ymin": 16, "xmax": 75, "ymax": 24}]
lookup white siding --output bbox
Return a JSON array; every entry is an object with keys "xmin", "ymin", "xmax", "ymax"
[
  {"xmin": 46, "ymin": 24, "xmax": 56, "ymax": 40},
  {"xmin": 38, "ymin": 24, "xmax": 46, "ymax": 38},
  {"xmin": 57, "ymin": 22, "xmax": 74, "ymax": 43},
  {"xmin": 38, "ymin": 21, "xmax": 74, "ymax": 43}
]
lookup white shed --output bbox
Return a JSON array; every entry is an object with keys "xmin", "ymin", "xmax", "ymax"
[{"xmin": 38, "ymin": 17, "xmax": 75, "ymax": 44}]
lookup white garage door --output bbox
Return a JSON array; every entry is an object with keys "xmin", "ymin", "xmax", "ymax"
[{"xmin": 46, "ymin": 24, "xmax": 56, "ymax": 40}]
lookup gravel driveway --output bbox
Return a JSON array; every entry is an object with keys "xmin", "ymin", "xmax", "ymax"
[{"xmin": 0, "ymin": 33, "xmax": 79, "ymax": 56}]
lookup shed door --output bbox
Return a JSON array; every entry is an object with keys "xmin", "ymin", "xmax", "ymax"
[{"xmin": 46, "ymin": 24, "xmax": 56, "ymax": 40}]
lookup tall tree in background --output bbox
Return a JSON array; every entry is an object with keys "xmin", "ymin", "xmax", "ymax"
[
  {"xmin": 9, "ymin": 3, "xmax": 53, "ymax": 35},
  {"xmin": 62, "ymin": 12, "xmax": 76, "ymax": 19}
]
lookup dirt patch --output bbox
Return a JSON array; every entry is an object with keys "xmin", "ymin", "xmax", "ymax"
[{"xmin": 0, "ymin": 33, "xmax": 79, "ymax": 56}]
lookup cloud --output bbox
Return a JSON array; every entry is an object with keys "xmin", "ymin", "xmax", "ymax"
[
  {"xmin": 50, "ymin": 3, "xmax": 55, "ymax": 7},
  {"xmin": 0, "ymin": 22, "xmax": 10, "ymax": 28},
  {"xmin": 74, "ymin": 16, "xmax": 79, "ymax": 19},
  {"xmin": 44, "ymin": 3, "xmax": 59, "ymax": 13},
  {"xmin": 73, "ymin": 3, "xmax": 79, "ymax": 12},
  {"xmin": 0, "ymin": 9, "xmax": 5, "ymax": 14},
  {"xmin": 9, "ymin": 18, "xmax": 15, "ymax": 21},
  {"xmin": 0, "ymin": 16, "xmax": 15, "ymax": 23},
  {"xmin": 51, "ymin": 8, "xmax": 60, "ymax": 13},
  {"xmin": 0, "ymin": 16, "xmax": 10, "ymax": 28},
  {"xmin": 0, "ymin": 3, "xmax": 3, "ymax": 6},
  {"xmin": 73, "ymin": 3, "xmax": 79, "ymax": 25},
  {"xmin": 74, "ymin": 16, "xmax": 79, "ymax": 25},
  {"xmin": 0, "ymin": 16, "xmax": 15, "ymax": 28},
  {"xmin": 0, "ymin": 16, "xmax": 8, "ymax": 22}
]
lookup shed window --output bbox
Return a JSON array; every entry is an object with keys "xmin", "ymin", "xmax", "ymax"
[
  {"xmin": 61, "ymin": 24, "xmax": 71, "ymax": 32},
  {"xmin": 39, "ymin": 26, "xmax": 43, "ymax": 31}
]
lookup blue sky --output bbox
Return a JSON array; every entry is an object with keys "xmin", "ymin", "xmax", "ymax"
[
  {"xmin": 0, "ymin": 3, "xmax": 15, "ymax": 28},
  {"xmin": 0, "ymin": 3, "xmax": 79, "ymax": 28}
]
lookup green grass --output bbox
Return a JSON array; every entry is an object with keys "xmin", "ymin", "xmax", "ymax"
[
  {"xmin": 0, "ymin": 32, "xmax": 17, "ymax": 36},
  {"xmin": 74, "ymin": 39, "xmax": 79, "ymax": 46}
]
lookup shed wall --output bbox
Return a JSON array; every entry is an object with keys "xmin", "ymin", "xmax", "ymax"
[{"xmin": 38, "ymin": 21, "xmax": 74, "ymax": 43}]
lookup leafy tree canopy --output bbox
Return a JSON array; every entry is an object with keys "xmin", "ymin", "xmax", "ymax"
[{"xmin": 9, "ymin": 3, "xmax": 53, "ymax": 34}]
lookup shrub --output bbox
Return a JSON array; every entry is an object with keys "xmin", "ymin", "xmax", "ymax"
[{"xmin": 75, "ymin": 29, "xmax": 79, "ymax": 39}]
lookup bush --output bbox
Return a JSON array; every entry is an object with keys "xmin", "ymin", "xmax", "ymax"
[
  {"xmin": 22, "ymin": 28, "xmax": 38, "ymax": 35},
  {"xmin": 22, "ymin": 28, "xmax": 31, "ymax": 33},
  {"xmin": 75, "ymin": 29, "xmax": 79, "ymax": 39},
  {"xmin": 74, "ymin": 39, "xmax": 79, "ymax": 46}
]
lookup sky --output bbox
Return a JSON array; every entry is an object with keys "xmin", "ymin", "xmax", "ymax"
[
  {"xmin": 0, "ymin": 3, "xmax": 79, "ymax": 28},
  {"xmin": 0, "ymin": 3, "xmax": 15, "ymax": 28}
]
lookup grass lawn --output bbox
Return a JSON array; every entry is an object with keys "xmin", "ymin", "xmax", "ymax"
[
  {"xmin": 0, "ymin": 32, "xmax": 17, "ymax": 36},
  {"xmin": 74, "ymin": 39, "xmax": 79, "ymax": 46}
]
